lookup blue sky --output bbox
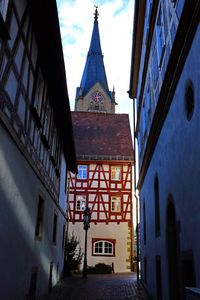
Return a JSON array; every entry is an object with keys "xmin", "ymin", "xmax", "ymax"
[{"xmin": 56, "ymin": 0, "xmax": 134, "ymax": 127}]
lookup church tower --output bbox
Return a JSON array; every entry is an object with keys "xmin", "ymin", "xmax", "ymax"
[{"xmin": 75, "ymin": 7, "xmax": 117, "ymax": 113}]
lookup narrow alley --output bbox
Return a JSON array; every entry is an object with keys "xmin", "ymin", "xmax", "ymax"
[{"xmin": 45, "ymin": 273, "xmax": 150, "ymax": 300}]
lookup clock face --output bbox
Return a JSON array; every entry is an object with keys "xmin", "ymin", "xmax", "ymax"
[{"xmin": 91, "ymin": 91, "xmax": 104, "ymax": 103}]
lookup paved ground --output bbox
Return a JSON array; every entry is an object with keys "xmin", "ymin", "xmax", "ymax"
[{"xmin": 45, "ymin": 273, "xmax": 150, "ymax": 300}]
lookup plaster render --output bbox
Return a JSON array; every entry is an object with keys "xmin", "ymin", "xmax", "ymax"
[
  {"xmin": 140, "ymin": 25, "xmax": 200, "ymax": 300},
  {"xmin": 0, "ymin": 125, "xmax": 65, "ymax": 299}
]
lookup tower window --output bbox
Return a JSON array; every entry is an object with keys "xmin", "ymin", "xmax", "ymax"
[{"xmin": 185, "ymin": 83, "xmax": 194, "ymax": 121}]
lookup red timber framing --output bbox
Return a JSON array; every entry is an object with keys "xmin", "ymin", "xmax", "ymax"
[{"xmin": 68, "ymin": 160, "xmax": 133, "ymax": 225}]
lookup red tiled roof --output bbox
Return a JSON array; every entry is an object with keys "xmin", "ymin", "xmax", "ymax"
[{"xmin": 71, "ymin": 112, "xmax": 134, "ymax": 161}]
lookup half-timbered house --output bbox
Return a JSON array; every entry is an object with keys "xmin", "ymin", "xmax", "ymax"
[
  {"xmin": 69, "ymin": 112, "xmax": 134, "ymax": 272},
  {"xmin": 0, "ymin": 1, "xmax": 76, "ymax": 299},
  {"xmin": 68, "ymin": 8, "xmax": 134, "ymax": 273}
]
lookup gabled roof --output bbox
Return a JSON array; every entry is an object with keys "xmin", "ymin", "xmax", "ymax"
[
  {"xmin": 71, "ymin": 112, "xmax": 134, "ymax": 162},
  {"xmin": 79, "ymin": 8, "xmax": 110, "ymax": 98}
]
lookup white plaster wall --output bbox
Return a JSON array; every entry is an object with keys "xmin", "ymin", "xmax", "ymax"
[
  {"xmin": 0, "ymin": 125, "xmax": 65, "ymax": 300},
  {"xmin": 140, "ymin": 25, "xmax": 200, "ymax": 300},
  {"xmin": 69, "ymin": 222, "xmax": 131, "ymax": 273}
]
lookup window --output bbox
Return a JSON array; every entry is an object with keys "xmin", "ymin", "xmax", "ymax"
[
  {"xmin": 156, "ymin": 256, "xmax": 162, "ymax": 300},
  {"xmin": 0, "ymin": 0, "xmax": 9, "ymax": 21},
  {"xmin": 141, "ymin": 103, "xmax": 147, "ymax": 137},
  {"xmin": 34, "ymin": 69, "xmax": 44, "ymax": 117},
  {"xmin": 185, "ymin": 83, "xmax": 194, "ymax": 121},
  {"xmin": 28, "ymin": 267, "xmax": 38, "ymax": 299},
  {"xmin": 76, "ymin": 195, "xmax": 86, "ymax": 211},
  {"xmin": 49, "ymin": 262, "xmax": 53, "ymax": 291},
  {"xmin": 30, "ymin": 69, "xmax": 45, "ymax": 129},
  {"xmin": 43, "ymin": 102, "xmax": 52, "ymax": 141},
  {"xmin": 62, "ymin": 224, "xmax": 65, "ymax": 249},
  {"xmin": 156, "ymin": 5, "xmax": 165, "ymax": 65},
  {"xmin": 152, "ymin": 44, "xmax": 159, "ymax": 87},
  {"xmin": 77, "ymin": 165, "xmax": 88, "ymax": 180},
  {"xmin": 146, "ymin": 86, "xmax": 151, "ymax": 117},
  {"xmin": 143, "ymin": 201, "xmax": 146, "ymax": 245},
  {"xmin": 144, "ymin": 257, "xmax": 147, "ymax": 284},
  {"xmin": 111, "ymin": 196, "xmax": 121, "ymax": 213},
  {"xmin": 154, "ymin": 176, "xmax": 160, "ymax": 237},
  {"xmin": 52, "ymin": 213, "xmax": 57, "ymax": 244},
  {"xmin": 92, "ymin": 239, "xmax": 116, "ymax": 256},
  {"xmin": 111, "ymin": 166, "xmax": 121, "ymax": 181},
  {"xmin": 35, "ymin": 196, "xmax": 45, "ymax": 240}
]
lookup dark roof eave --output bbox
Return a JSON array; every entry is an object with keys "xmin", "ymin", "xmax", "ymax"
[
  {"xmin": 76, "ymin": 154, "xmax": 134, "ymax": 163},
  {"xmin": 129, "ymin": 0, "xmax": 146, "ymax": 99}
]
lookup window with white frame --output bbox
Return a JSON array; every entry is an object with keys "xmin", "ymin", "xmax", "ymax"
[
  {"xmin": 111, "ymin": 166, "xmax": 121, "ymax": 181},
  {"xmin": 76, "ymin": 195, "xmax": 86, "ymax": 211},
  {"xmin": 93, "ymin": 240, "xmax": 115, "ymax": 256},
  {"xmin": 0, "ymin": 0, "xmax": 9, "ymax": 21},
  {"xmin": 77, "ymin": 165, "xmax": 88, "ymax": 180},
  {"xmin": 111, "ymin": 196, "xmax": 121, "ymax": 213},
  {"xmin": 156, "ymin": 5, "xmax": 165, "ymax": 65}
]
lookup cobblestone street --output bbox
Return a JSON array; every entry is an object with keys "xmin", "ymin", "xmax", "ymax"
[{"xmin": 45, "ymin": 273, "xmax": 150, "ymax": 300}]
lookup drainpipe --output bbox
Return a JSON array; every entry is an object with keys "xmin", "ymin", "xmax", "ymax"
[{"xmin": 133, "ymin": 97, "xmax": 140, "ymax": 282}]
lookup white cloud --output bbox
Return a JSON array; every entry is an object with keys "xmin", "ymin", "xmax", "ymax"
[{"xmin": 57, "ymin": 0, "xmax": 134, "ymax": 131}]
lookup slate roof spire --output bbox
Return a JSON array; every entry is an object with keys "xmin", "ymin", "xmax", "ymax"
[{"xmin": 78, "ymin": 6, "xmax": 110, "ymax": 98}]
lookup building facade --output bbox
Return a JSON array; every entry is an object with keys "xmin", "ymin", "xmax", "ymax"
[
  {"xmin": 0, "ymin": 1, "xmax": 76, "ymax": 299},
  {"xmin": 69, "ymin": 112, "xmax": 134, "ymax": 273},
  {"xmin": 68, "ymin": 8, "xmax": 134, "ymax": 273},
  {"xmin": 129, "ymin": 0, "xmax": 200, "ymax": 299}
]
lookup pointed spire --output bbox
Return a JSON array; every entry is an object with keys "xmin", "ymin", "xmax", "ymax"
[{"xmin": 79, "ymin": 6, "xmax": 110, "ymax": 97}]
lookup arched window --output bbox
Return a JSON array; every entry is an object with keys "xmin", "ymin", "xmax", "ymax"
[
  {"xmin": 154, "ymin": 175, "xmax": 160, "ymax": 237},
  {"xmin": 92, "ymin": 239, "xmax": 116, "ymax": 256}
]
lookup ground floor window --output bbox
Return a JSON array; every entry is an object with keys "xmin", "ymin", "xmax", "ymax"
[{"xmin": 92, "ymin": 238, "xmax": 116, "ymax": 256}]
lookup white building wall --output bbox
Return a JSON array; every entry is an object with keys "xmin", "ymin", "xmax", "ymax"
[
  {"xmin": 68, "ymin": 222, "xmax": 131, "ymax": 273},
  {"xmin": 0, "ymin": 125, "xmax": 65, "ymax": 299}
]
